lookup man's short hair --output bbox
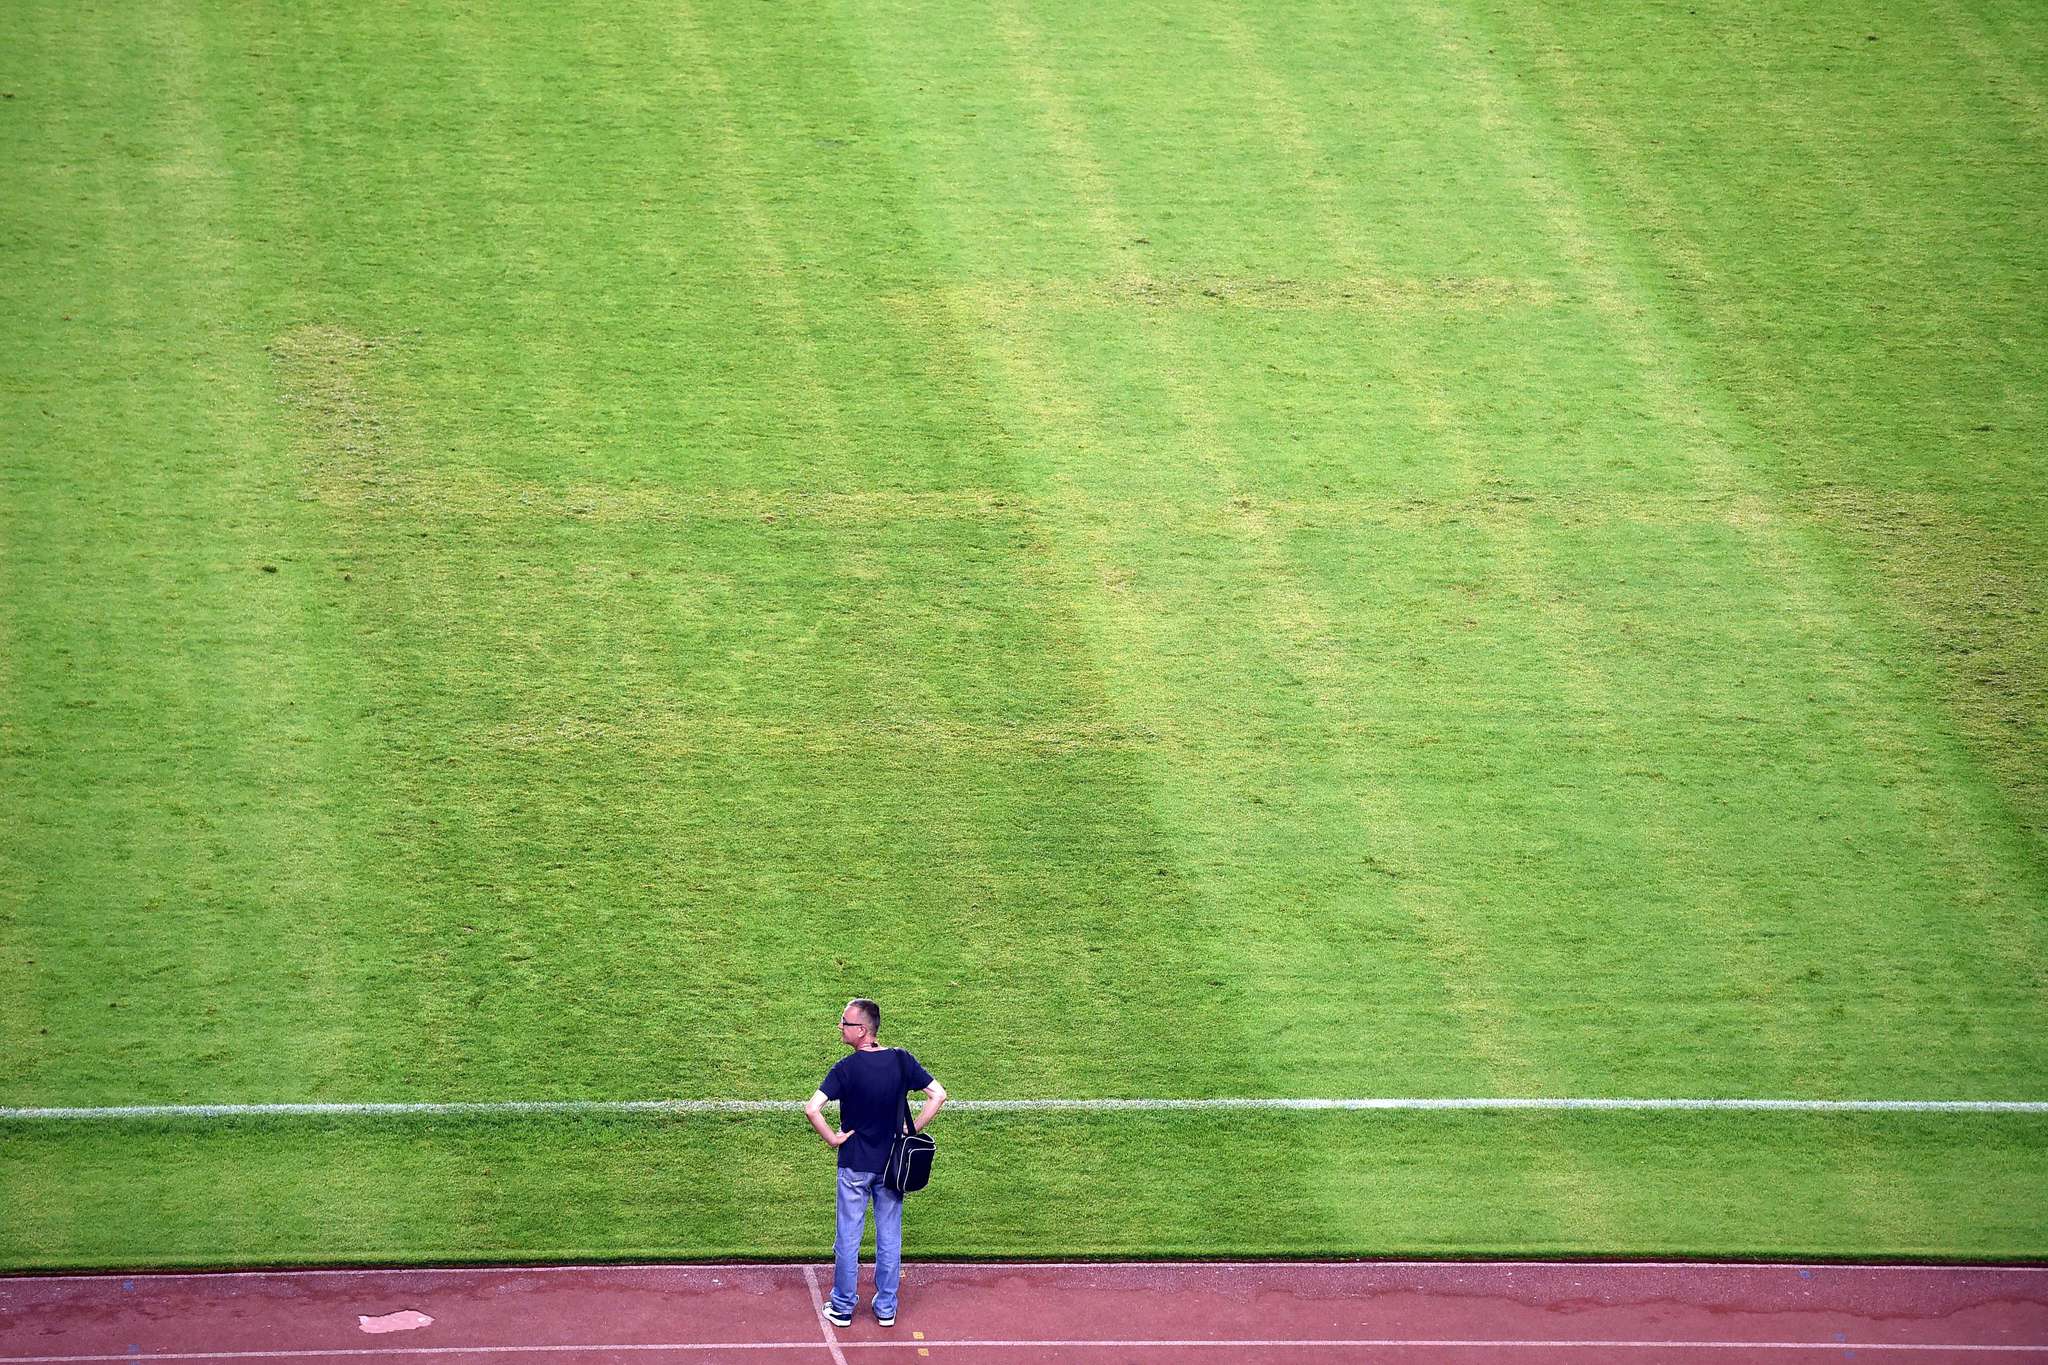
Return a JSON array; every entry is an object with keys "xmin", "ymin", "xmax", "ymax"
[{"xmin": 847, "ymin": 998, "xmax": 881, "ymax": 1032}]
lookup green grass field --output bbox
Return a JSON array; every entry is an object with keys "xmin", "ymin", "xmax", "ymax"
[{"xmin": 3, "ymin": 0, "xmax": 2045, "ymax": 1267}]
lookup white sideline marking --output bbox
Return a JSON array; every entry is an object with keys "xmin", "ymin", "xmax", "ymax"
[
  {"xmin": 2, "ymin": 1096, "xmax": 2046, "ymax": 1120},
  {"xmin": 3, "ymin": 1338, "xmax": 2042, "ymax": 1359}
]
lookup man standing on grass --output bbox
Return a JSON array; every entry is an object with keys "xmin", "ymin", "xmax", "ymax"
[{"xmin": 805, "ymin": 997, "xmax": 946, "ymax": 1330}]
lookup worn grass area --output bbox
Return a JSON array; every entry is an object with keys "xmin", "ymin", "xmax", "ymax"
[{"xmin": 1, "ymin": 0, "xmax": 2044, "ymax": 1265}]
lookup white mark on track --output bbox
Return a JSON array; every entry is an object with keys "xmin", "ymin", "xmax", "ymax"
[
  {"xmin": 3, "ymin": 1336, "xmax": 2042, "ymax": 1359},
  {"xmin": 800, "ymin": 1264, "xmax": 849, "ymax": 1365},
  {"xmin": 355, "ymin": 1311, "xmax": 433, "ymax": 1335}
]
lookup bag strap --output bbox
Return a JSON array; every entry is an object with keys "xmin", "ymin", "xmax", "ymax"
[{"xmin": 896, "ymin": 1047, "xmax": 915, "ymax": 1137}]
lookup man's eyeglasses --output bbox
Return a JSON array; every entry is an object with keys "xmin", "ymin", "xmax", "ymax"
[{"xmin": 839, "ymin": 1018, "xmax": 863, "ymax": 1029}]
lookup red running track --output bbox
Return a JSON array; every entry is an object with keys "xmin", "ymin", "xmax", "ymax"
[{"xmin": 4, "ymin": 1261, "xmax": 2046, "ymax": 1364}]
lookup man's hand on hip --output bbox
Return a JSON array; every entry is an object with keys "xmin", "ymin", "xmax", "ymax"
[{"xmin": 804, "ymin": 1089, "xmax": 852, "ymax": 1149}]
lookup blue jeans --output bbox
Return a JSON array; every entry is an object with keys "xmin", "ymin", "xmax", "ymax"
[{"xmin": 830, "ymin": 1168, "xmax": 903, "ymax": 1318}]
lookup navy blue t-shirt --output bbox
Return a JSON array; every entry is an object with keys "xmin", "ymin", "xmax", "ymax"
[{"xmin": 820, "ymin": 1047, "xmax": 934, "ymax": 1173}]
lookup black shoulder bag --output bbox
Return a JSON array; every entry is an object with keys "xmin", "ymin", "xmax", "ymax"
[{"xmin": 882, "ymin": 1048, "xmax": 936, "ymax": 1195}]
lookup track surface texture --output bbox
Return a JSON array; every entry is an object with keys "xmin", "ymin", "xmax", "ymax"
[{"xmin": 4, "ymin": 1262, "xmax": 2046, "ymax": 1363}]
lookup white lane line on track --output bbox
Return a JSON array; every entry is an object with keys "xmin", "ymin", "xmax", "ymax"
[
  {"xmin": 4, "ymin": 1339, "xmax": 2044, "ymax": 1359},
  {"xmin": 5, "ymin": 1096, "xmax": 2047, "ymax": 1120},
  {"xmin": 799, "ymin": 1264, "xmax": 849, "ymax": 1365}
]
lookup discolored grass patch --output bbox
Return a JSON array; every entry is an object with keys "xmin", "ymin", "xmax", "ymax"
[{"xmin": 4, "ymin": 0, "xmax": 2044, "ymax": 1269}]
